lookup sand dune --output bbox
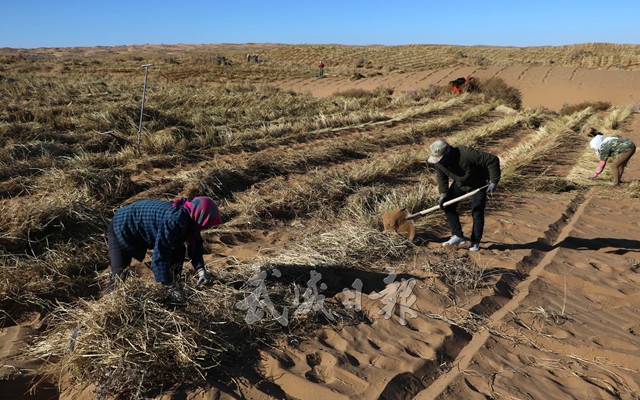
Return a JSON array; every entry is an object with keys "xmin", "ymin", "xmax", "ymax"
[
  {"xmin": 276, "ymin": 66, "xmax": 640, "ymax": 111},
  {"xmin": 2, "ymin": 59, "xmax": 640, "ymax": 399}
]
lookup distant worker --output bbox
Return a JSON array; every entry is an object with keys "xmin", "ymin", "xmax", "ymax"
[
  {"xmin": 254, "ymin": 53, "xmax": 259, "ymax": 63},
  {"xmin": 428, "ymin": 140, "xmax": 500, "ymax": 252},
  {"xmin": 465, "ymin": 76, "xmax": 475, "ymax": 92},
  {"xmin": 246, "ymin": 53, "xmax": 251, "ymax": 62},
  {"xmin": 105, "ymin": 196, "xmax": 222, "ymax": 304},
  {"xmin": 450, "ymin": 77, "xmax": 466, "ymax": 94},
  {"xmin": 589, "ymin": 129, "xmax": 636, "ymax": 185},
  {"xmin": 318, "ymin": 60, "xmax": 325, "ymax": 76}
]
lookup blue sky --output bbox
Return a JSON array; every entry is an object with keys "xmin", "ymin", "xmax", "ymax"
[{"xmin": 2, "ymin": 1, "xmax": 639, "ymax": 49}]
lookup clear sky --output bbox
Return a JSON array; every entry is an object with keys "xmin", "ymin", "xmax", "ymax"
[{"xmin": 2, "ymin": 0, "xmax": 639, "ymax": 49}]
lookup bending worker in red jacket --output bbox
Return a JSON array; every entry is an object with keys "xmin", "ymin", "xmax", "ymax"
[{"xmin": 428, "ymin": 140, "xmax": 501, "ymax": 252}]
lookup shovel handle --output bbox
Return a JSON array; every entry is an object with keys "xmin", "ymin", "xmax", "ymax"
[{"xmin": 405, "ymin": 184, "xmax": 489, "ymax": 220}]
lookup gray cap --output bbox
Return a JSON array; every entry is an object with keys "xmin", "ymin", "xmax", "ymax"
[{"xmin": 428, "ymin": 140, "xmax": 451, "ymax": 163}]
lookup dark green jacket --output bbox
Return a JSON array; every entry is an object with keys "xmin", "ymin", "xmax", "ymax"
[{"xmin": 434, "ymin": 146, "xmax": 501, "ymax": 193}]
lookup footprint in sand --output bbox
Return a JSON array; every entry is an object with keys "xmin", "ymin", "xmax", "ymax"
[
  {"xmin": 304, "ymin": 351, "xmax": 368, "ymax": 391},
  {"xmin": 399, "ymin": 338, "xmax": 436, "ymax": 360},
  {"xmin": 404, "ymin": 317, "xmax": 432, "ymax": 333},
  {"xmin": 345, "ymin": 352, "xmax": 360, "ymax": 366},
  {"xmin": 369, "ymin": 354, "xmax": 413, "ymax": 371},
  {"xmin": 274, "ymin": 351, "xmax": 296, "ymax": 369},
  {"xmin": 574, "ymin": 261, "xmax": 612, "ymax": 273},
  {"xmin": 366, "ymin": 336, "xmax": 381, "ymax": 350},
  {"xmin": 305, "ymin": 351, "xmax": 338, "ymax": 383},
  {"xmin": 318, "ymin": 328, "xmax": 349, "ymax": 352},
  {"xmin": 591, "ymin": 336, "xmax": 639, "ymax": 350},
  {"xmin": 542, "ymin": 326, "xmax": 573, "ymax": 339}
]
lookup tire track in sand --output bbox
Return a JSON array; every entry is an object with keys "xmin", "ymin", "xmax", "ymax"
[{"xmin": 414, "ymin": 192, "xmax": 593, "ymax": 400}]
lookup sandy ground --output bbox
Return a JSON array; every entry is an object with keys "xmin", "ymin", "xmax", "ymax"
[
  {"xmin": 275, "ymin": 66, "xmax": 640, "ymax": 111},
  {"xmin": 2, "ymin": 66, "xmax": 640, "ymax": 399},
  {"xmin": 244, "ymin": 71, "xmax": 640, "ymax": 399}
]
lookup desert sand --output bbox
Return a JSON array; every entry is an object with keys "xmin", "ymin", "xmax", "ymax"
[
  {"xmin": 277, "ymin": 65, "xmax": 640, "ymax": 111},
  {"xmin": 2, "ymin": 60, "xmax": 640, "ymax": 400},
  {"xmin": 230, "ymin": 94, "xmax": 640, "ymax": 399},
  {"xmin": 222, "ymin": 70, "xmax": 640, "ymax": 399}
]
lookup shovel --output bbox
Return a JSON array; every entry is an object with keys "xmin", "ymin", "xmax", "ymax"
[{"xmin": 382, "ymin": 185, "xmax": 489, "ymax": 241}]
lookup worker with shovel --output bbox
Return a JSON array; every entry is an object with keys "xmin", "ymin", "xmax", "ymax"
[{"xmin": 428, "ymin": 140, "xmax": 500, "ymax": 251}]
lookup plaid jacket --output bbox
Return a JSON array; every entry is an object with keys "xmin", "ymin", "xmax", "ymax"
[{"xmin": 111, "ymin": 200, "xmax": 205, "ymax": 283}]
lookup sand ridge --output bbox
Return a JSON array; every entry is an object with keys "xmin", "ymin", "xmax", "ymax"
[{"xmin": 275, "ymin": 66, "xmax": 640, "ymax": 111}]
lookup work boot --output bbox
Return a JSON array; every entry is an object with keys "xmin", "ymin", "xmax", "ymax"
[
  {"xmin": 469, "ymin": 243, "xmax": 480, "ymax": 252},
  {"xmin": 104, "ymin": 278, "xmax": 116, "ymax": 295},
  {"xmin": 442, "ymin": 235, "xmax": 466, "ymax": 247},
  {"xmin": 164, "ymin": 283, "xmax": 186, "ymax": 305},
  {"xmin": 104, "ymin": 274, "xmax": 123, "ymax": 295}
]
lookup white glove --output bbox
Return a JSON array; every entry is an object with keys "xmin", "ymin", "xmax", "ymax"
[{"xmin": 196, "ymin": 268, "xmax": 207, "ymax": 285}]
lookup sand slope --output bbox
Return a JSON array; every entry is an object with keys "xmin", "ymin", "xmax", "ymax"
[{"xmin": 276, "ymin": 66, "xmax": 640, "ymax": 111}]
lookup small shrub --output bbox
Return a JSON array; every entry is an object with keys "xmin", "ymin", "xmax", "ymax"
[
  {"xmin": 372, "ymin": 85, "xmax": 393, "ymax": 97},
  {"xmin": 399, "ymin": 85, "xmax": 443, "ymax": 102},
  {"xmin": 334, "ymin": 88, "xmax": 373, "ymax": 99},
  {"xmin": 349, "ymin": 72, "xmax": 365, "ymax": 81},
  {"xmin": 476, "ymin": 77, "xmax": 522, "ymax": 110},
  {"xmin": 422, "ymin": 84, "xmax": 443, "ymax": 99},
  {"xmin": 559, "ymin": 101, "xmax": 611, "ymax": 116}
]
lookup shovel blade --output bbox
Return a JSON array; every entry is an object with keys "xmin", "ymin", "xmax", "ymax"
[{"xmin": 382, "ymin": 209, "xmax": 416, "ymax": 241}]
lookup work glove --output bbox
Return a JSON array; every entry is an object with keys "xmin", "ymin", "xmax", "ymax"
[
  {"xmin": 589, "ymin": 160, "xmax": 606, "ymax": 179},
  {"xmin": 196, "ymin": 268, "xmax": 207, "ymax": 286},
  {"xmin": 487, "ymin": 183, "xmax": 497, "ymax": 193},
  {"xmin": 164, "ymin": 283, "xmax": 186, "ymax": 305},
  {"xmin": 437, "ymin": 193, "xmax": 447, "ymax": 210}
]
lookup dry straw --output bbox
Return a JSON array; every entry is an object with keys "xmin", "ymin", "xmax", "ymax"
[
  {"xmin": 6, "ymin": 45, "xmax": 638, "ymax": 399},
  {"xmin": 31, "ymin": 257, "xmax": 360, "ymax": 399}
]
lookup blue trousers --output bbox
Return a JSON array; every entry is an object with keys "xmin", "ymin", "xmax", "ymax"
[{"xmin": 106, "ymin": 220, "xmax": 185, "ymax": 291}]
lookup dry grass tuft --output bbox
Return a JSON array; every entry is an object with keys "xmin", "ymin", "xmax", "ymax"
[
  {"xmin": 560, "ymin": 101, "xmax": 611, "ymax": 116},
  {"xmin": 415, "ymin": 248, "xmax": 488, "ymax": 293},
  {"xmin": 476, "ymin": 77, "xmax": 522, "ymax": 110},
  {"xmin": 623, "ymin": 181, "xmax": 640, "ymax": 198},
  {"xmin": 298, "ymin": 216, "xmax": 410, "ymax": 268}
]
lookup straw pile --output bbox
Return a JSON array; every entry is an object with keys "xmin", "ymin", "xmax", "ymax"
[{"xmin": 29, "ymin": 257, "xmax": 366, "ymax": 399}]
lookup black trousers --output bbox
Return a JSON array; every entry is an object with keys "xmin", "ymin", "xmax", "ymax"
[
  {"xmin": 443, "ymin": 182, "xmax": 487, "ymax": 243},
  {"xmin": 107, "ymin": 220, "xmax": 186, "ymax": 285}
]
